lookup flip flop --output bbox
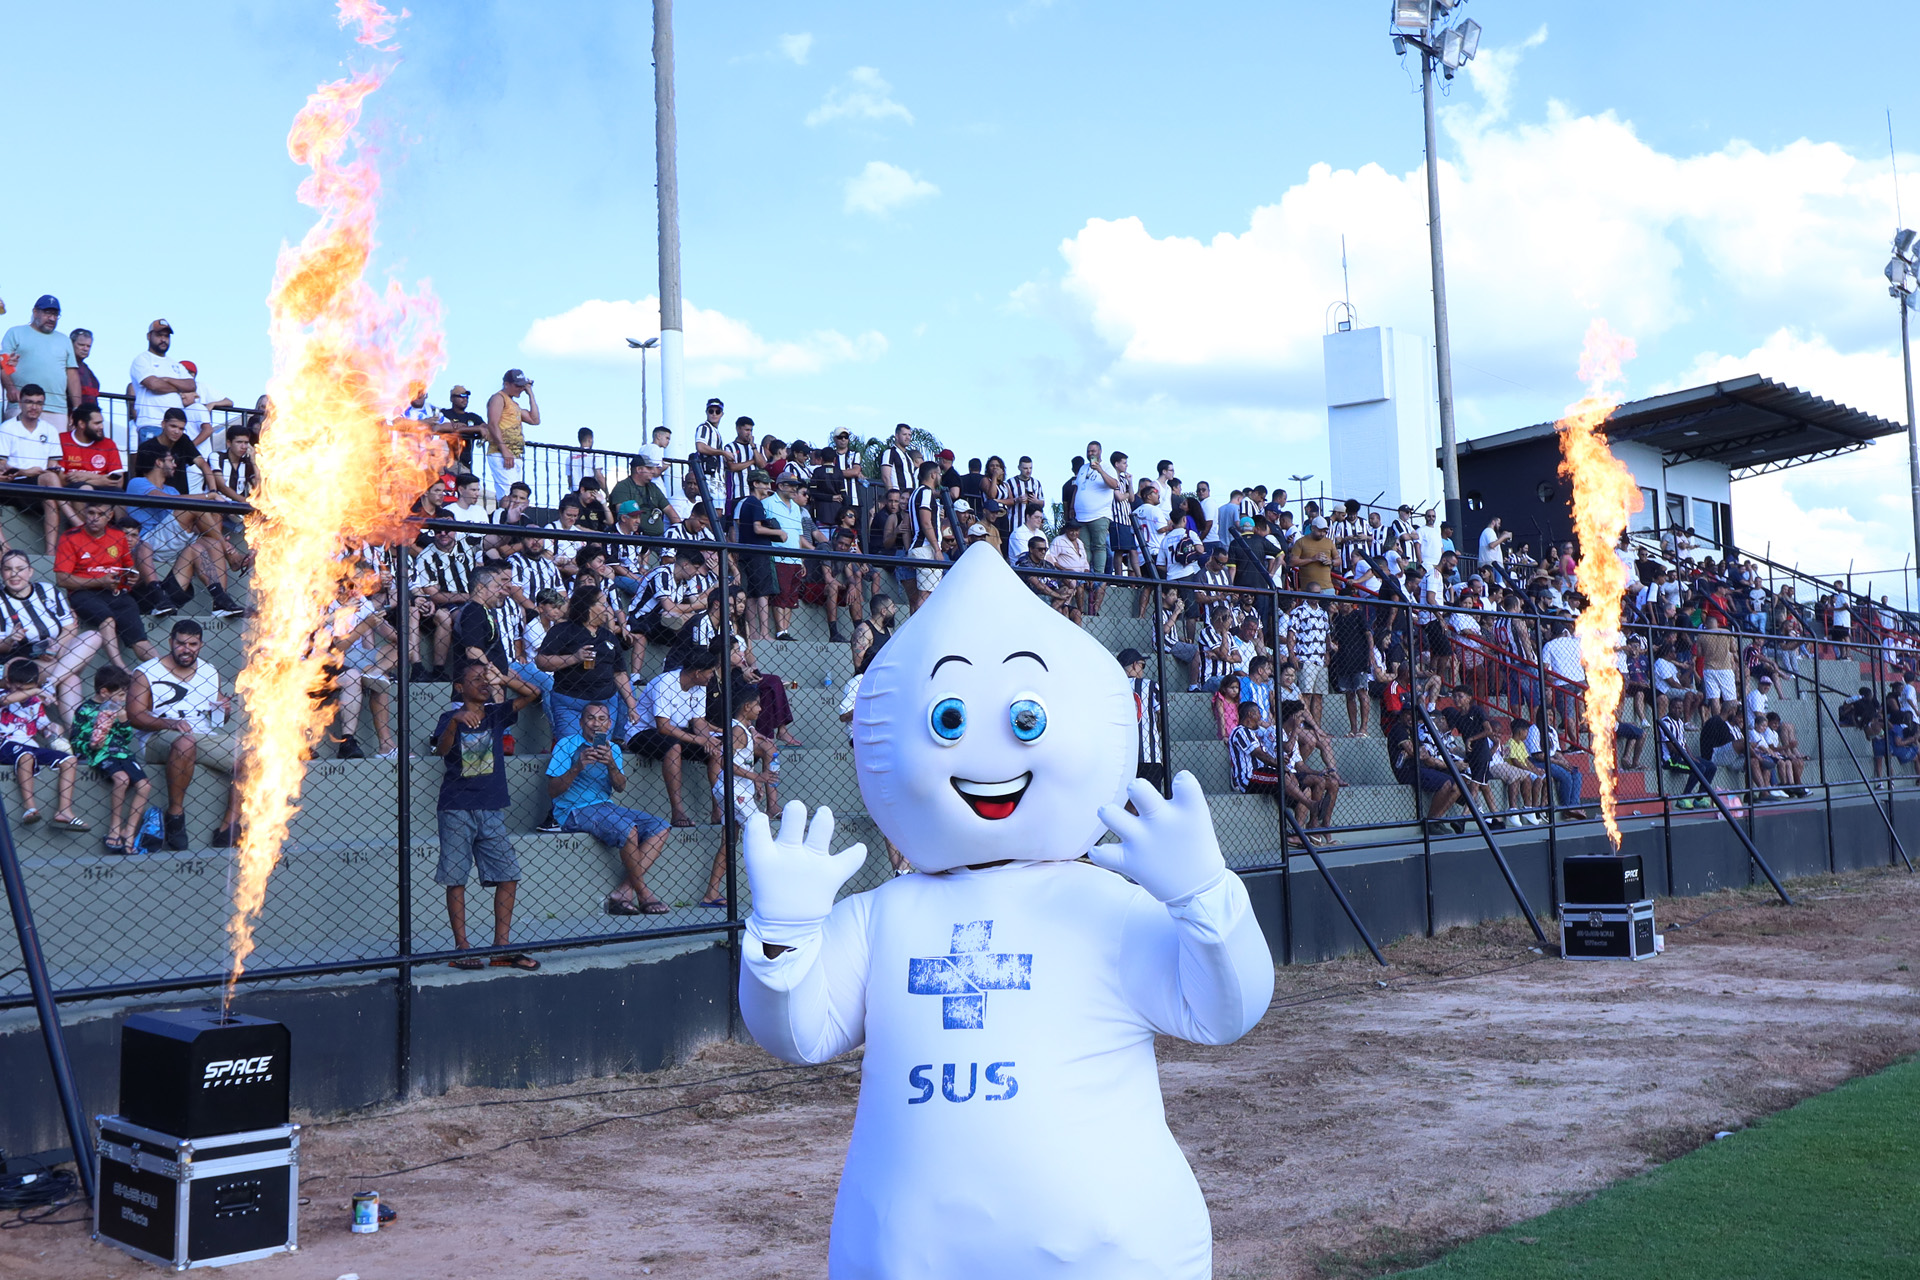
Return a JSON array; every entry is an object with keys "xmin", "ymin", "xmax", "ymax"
[
  {"xmin": 605, "ymin": 896, "xmax": 642, "ymax": 917},
  {"xmin": 51, "ymin": 816, "xmax": 91, "ymax": 831},
  {"xmin": 639, "ymin": 897, "xmax": 671, "ymax": 915},
  {"xmin": 699, "ymin": 898, "xmax": 727, "ymax": 908},
  {"xmin": 19, "ymin": 808, "xmax": 39, "ymax": 824},
  {"xmin": 489, "ymin": 953, "xmax": 540, "ymax": 971},
  {"xmin": 447, "ymin": 956, "xmax": 485, "ymax": 971}
]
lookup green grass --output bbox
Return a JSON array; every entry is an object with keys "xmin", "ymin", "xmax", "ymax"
[{"xmin": 1396, "ymin": 1055, "xmax": 1920, "ymax": 1280}]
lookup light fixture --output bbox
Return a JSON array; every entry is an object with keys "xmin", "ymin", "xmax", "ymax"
[
  {"xmin": 626, "ymin": 336, "xmax": 661, "ymax": 349},
  {"xmin": 1897, "ymin": 228, "xmax": 1919, "ymax": 264},
  {"xmin": 1390, "ymin": 0, "xmax": 1431, "ymax": 32},
  {"xmin": 1458, "ymin": 18, "xmax": 1482, "ymax": 60},
  {"xmin": 1440, "ymin": 26, "xmax": 1465, "ymax": 68},
  {"xmin": 1432, "ymin": 0, "xmax": 1459, "ymax": 10}
]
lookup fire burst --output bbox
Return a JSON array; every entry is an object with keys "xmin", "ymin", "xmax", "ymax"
[
  {"xmin": 227, "ymin": 0, "xmax": 444, "ymax": 1000},
  {"xmin": 1557, "ymin": 320, "xmax": 1642, "ymax": 848}
]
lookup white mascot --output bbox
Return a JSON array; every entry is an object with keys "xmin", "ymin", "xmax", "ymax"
[{"xmin": 738, "ymin": 543, "xmax": 1275, "ymax": 1278}]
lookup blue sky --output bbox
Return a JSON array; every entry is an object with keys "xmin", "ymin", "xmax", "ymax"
[{"xmin": 8, "ymin": 1, "xmax": 1920, "ymax": 585}]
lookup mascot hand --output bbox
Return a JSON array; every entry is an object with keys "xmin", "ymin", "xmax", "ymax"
[
  {"xmin": 744, "ymin": 801, "xmax": 868, "ymax": 929},
  {"xmin": 1092, "ymin": 771, "xmax": 1227, "ymax": 905}
]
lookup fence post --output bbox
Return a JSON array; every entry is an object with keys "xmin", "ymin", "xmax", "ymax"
[
  {"xmin": 395, "ymin": 542, "xmax": 414, "ymax": 1100},
  {"xmin": 1647, "ymin": 618, "xmax": 1675, "ymax": 898},
  {"xmin": 1147, "ymin": 578, "xmax": 1174, "ymax": 801},
  {"xmin": 1814, "ymin": 622, "xmax": 1831, "ymax": 875},
  {"xmin": 1402, "ymin": 595, "xmax": 1434, "ymax": 933},
  {"xmin": 1268, "ymin": 586, "xmax": 1293, "ymax": 966}
]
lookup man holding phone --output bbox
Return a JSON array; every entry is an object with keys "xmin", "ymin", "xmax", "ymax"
[{"xmin": 545, "ymin": 700, "xmax": 673, "ymax": 915}]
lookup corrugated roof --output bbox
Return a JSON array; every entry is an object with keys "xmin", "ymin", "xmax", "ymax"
[{"xmin": 1454, "ymin": 376, "xmax": 1903, "ymax": 478}]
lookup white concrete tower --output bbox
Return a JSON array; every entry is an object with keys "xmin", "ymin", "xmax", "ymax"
[{"xmin": 1324, "ymin": 326, "xmax": 1439, "ymax": 512}]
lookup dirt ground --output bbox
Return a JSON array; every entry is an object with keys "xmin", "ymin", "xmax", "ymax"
[{"xmin": 8, "ymin": 867, "xmax": 1919, "ymax": 1280}]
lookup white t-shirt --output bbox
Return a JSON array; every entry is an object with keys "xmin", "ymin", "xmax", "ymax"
[
  {"xmin": 1072, "ymin": 463, "xmax": 1117, "ymax": 525},
  {"xmin": 135, "ymin": 656, "xmax": 224, "ymax": 739},
  {"xmin": 0, "ymin": 418, "xmax": 60, "ymax": 470},
  {"xmin": 1477, "ymin": 527, "xmax": 1504, "ymax": 565},
  {"xmin": 1414, "ymin": 523, "xmax": 1443, "ymax": 566},
  {"xmin": 129, "ymin": 350, "xmax": 191, "ymax": 429},
  {"xmin": 1541, "ymin": 634, "xmax": 1586, "ymax": 683},
  {"xmin": 638, "ymin": 670, "xmax": 707, "ymax": 731}
]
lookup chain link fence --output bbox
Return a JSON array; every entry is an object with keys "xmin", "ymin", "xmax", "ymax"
[{"xmin": 4, "ymin": 474, "xmax": 1916, "ymax": 1013}]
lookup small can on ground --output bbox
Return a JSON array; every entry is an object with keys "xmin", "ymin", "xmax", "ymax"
[{"xmin": 351, "ymin": 1190, "xmax": 380, "ymax": 1234}]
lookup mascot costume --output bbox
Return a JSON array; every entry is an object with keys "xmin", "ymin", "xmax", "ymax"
[{"xmin": 738, "ymin": 543, "xmax": 1275, "ymax": 1278}]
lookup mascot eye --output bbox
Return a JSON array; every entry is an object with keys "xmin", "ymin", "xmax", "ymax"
[
  {"xmin": 929, "ymin": 697, "xmax": 967, "ymax": 744},
  {"xmin": 1009, "ymin": 698, "xmax": 1048, "ymax": 743}
]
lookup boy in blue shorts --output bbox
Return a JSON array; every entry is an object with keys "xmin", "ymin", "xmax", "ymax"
[
  {"xmin": 0, "ymin": 658, "xmax": 85, "ymax": 831},
  {"xmin": 433, "ymin": 660, "xmax": 542, "ymax": 970},
  {"xmin": 545, "ymin": 700, "xmax": 672, "ymax": 915}
]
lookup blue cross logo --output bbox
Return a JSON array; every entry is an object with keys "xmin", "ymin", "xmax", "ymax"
[{"xmin": 906, "ymin": 920, "xmax": 1032, "ymax": 1030}]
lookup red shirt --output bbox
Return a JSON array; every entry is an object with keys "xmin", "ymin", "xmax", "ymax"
[
  {"xmin": 60, "ymin": 432, "xmax": 123, "ymax": 478},
  {"xmin": 54, "ymin": 525, "xmax": 132, "ymax": 580}
]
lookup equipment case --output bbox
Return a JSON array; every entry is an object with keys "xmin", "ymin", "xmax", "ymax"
[
  {"xmin": 93, "ymin": 1115, "xmax": 299, "ymax": 1270},
  {"xmin": 1560, "ymin": 899, "xmax": 1657, "ymax": 961}
]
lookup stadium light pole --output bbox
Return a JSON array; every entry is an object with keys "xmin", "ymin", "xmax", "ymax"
[
  {"xmin": 1389, "ymin": 0, "xmax": 1482, "ymax": 537},
  {"xmin": 1888, "ymin": 229, "xmax": 1920, "ymax": 593},
  {"xmin": 654, "ymin": 0, "xmax": 684, "ymax": 444},
  {"xmin": 627, "ymin": 335, "xmax": 661, "ymax": 435}
]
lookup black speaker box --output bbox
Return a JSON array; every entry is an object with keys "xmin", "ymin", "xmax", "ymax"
[
  {"xmin": 1562, "ymin": 854, "xmax": 1646, "ymax": 906},
  {"xmin": 120, "ymin": 1009, "xmax": 291, "ymax": 1140}
]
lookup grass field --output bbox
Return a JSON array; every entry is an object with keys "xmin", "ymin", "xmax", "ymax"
[{"xmin": 1396, "ymin": 1054, "xmax": 1920, "ymax": 1279}]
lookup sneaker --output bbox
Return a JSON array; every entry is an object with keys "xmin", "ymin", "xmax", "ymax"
[
  {"xmin": 1766, "ymin": 789, "xmax": 1789, "ymax": 800},
  {"xmin": 410, "ymin": 662, "xmax": 436, "ymax": 683},
  {"xmin": 209, "ymin": 588, "xmax": 246, "ymax": 619},
  {"xmin": 828, "ymin": 626, "xmax": 846, "ymax": 643},
  {"xmin": 337, "ymin": 735, "xmax": 366, "ymax": 760},
  {"xmin": 209, "ymin": 823, "xmax": 235, "ymax": 849},
  {"xmin": 534, "ymin": 818, "xmax": 565, "ymax": 834},
  {"xmin": 164, "ymin": 811, "xmax": 189, "ymax": 852}
]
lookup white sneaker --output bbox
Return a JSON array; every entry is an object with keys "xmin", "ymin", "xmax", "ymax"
[{"xmin": 1766, "ymin": 789, "xmax": 1789, "ymax": 800}]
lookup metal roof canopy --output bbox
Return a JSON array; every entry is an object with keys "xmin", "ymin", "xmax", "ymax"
[{"xmin": 1452, "ymin": 375, "xmax": 1903, "ymax": 479}]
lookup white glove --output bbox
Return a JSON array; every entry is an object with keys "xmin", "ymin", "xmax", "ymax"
[
  {"xmin": 743, "ymin": 801, "xmax": 867, "ymax": 946},
  {"xmin": 1092, "ymin": 771, "xmax": 1227, "ymax": 905}
]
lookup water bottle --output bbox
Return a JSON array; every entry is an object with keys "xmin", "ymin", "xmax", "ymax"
[
  {"xmin": 823, "ymin": 672, "xmax": 835, "ymax": 690},
  {"xmin": 769, "ymin": 747, "xmax": 782, "ymax": 779}
]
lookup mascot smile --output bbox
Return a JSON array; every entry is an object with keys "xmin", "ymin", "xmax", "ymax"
[{"xmin": 739, "ymin": 543, "xmax": 1275, "ymax": 1278}]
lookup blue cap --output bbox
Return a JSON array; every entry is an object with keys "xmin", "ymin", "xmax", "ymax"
[{"xmin": 33, "ymin": 294, "xmax": 59, "ymax": 312}]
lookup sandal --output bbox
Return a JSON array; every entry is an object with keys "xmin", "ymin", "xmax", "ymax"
[
  {"xmin": 489, "ymin": 953, "xmax": 540, "ymax": 971},
  {"xmin": 447, "ymin": 956, "xmax": 485, "ymax": 971},
  {"xmin": 639, "ymin": 896, "xmax": 671, "ymax": 915},
  {"xmin": 605, "ymin": 896, "xmax": 642, "ymax": 917},
  {"xmin": 103, "ymin": 835, "xmax": 127, "ymax": 855},
  {"xmin": 51, "ymin": 815, "xmax": 90, "ymax": 831},
  {"xmin": 699, "ymin": 898, "xmax": 727, "ymax": 908},
  {"xmin": 19, "ymin": 808, "xmax": 39, "ymax": 824}
]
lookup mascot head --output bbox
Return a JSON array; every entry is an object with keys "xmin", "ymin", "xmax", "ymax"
[{"xmin": 853, "ymin": 543, "xmax": 1135, "ymax": 873}]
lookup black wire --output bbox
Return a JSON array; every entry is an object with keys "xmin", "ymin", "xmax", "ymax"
[
  {"xmin": 0, "ymin": 1155, "xmax": 83, "ymax": 1230},
  {"xmin": 306, "ymin": 1067, "xmax": 861, "ymax": 1184}
]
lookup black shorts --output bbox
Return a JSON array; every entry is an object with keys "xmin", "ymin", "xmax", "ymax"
[
  {"xmin": 740, "ymin": 552, "xmax": 777, "ymax": 599},
  {"xmin": 67, "ymin": 589, "xmax": 149, "ymax": 646},
  {"xmin": 626, "ymin": 728, "xmax": 680, "ymax": 761},
  {"xmin": 97, "ymin": 758, "xmax": 146, "ymax": 784},
  {"xmin": 1134, "ymin": 761, "xmax": 1166, "ymax": 792}
]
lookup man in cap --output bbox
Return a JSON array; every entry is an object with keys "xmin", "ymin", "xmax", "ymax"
[
  {"xmin": 610, "ymin": 447, "xmax": 673, "ymax": 535},
  {"xmin": 2, "ymin": 297, "xmax": 80, "ymax": 429},
  {"xmin": 694, "ymin": 397, "xmax": 727, "ymax": 477},
  {"xmin": 435, "ymin": 384, "xmax": 484, "ymax": 469},
  {"xmin": 935, "ymin": 448, "xmax": 962, "ymax": 499},
  {"xmin": 1289, "ymin": 516, "xmax": 1338, "ymax": 594},
  {"xmin": 484, "ymin": 368, "xmax": 540, "ymax": 499},
  {"xmin": 128, "ymin": 319, "xmax": 201, "ymax": 444}
]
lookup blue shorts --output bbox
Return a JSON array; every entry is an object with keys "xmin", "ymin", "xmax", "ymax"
[
  {"xmin": 562, "ymin": 801, "xmax": 669, "ymax": 850},
  {"xmin": 435, "ymin": 808, "xmax": 520, "ymax": 886},
  {"xmin": 0, "ymin": 741, "xmax": 72, "ymax": 771}
]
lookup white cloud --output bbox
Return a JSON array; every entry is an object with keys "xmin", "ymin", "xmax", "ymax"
[
  {"xmin": 806, "ymin": 67, "xmax": 913, "ymax": 127},
  {"xmin": 520, "ymin": 297, "xmax": 886, "ymax": 384},
  {"xmin": 1027, "ymin": 35, "xmax": 1898, "ymax": 410},
  {"xmin": 844, "ymin": 161, "xmax": 938, "ymax": 217},
  {"xmin": 778, "ymin": 33, "xmax": 812, "ymax": 65}
]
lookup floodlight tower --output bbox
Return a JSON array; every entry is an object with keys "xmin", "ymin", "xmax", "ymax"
[
  {"xmin": 1886, "ymin": 229, "xmax": 1920, "ymax": 588},
  {"xmin": 1388, "ymin": 0, "xmax": 1483, "ymax": 541}
]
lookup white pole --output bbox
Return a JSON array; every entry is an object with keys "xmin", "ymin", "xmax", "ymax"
[
  {"xmin": 654, "ymin": 0, "xmax": 684, "ymax": 443},
  {"xmin": 1422, "ymin": 51, "xmax": 1462, "ymax": 538}
]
